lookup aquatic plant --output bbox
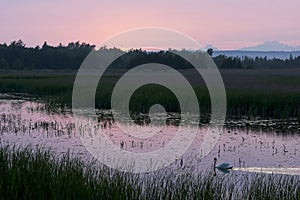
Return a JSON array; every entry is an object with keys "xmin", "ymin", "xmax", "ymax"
[{"xmin": 0, "ymin": 145, "xmax": 299, "ymax": 200}]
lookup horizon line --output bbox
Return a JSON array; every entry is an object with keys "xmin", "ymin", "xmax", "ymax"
[{"xmin": 1, "ymin": 39, "xmax": 300, "ymax": 51}]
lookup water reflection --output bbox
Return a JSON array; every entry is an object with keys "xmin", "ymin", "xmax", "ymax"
[
  {"xmin": 233, "ymin": 167, "xmax": 300, "ymax": 175},
  {"xmin": 0, "ymin": 99, "xmax": 299, "ymax": 173}
]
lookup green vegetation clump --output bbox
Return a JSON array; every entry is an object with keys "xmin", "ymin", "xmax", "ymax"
[{"xmin": 0, "ymin": 145, "xmax": 299, "ymax": 199}]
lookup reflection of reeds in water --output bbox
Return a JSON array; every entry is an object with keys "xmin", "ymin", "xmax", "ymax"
[
  {"xmin": 0, "ymin": 100, "xmax": 299, "ymax": 166},
  {"xmin": 0, "ymin": 145, "xmax": 299, "ymax": 199}
]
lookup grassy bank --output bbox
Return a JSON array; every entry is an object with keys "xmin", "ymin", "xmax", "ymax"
[
  {"xmin": 0, "ymin": 145, "xmax": 299, "ymax": 199},
  {"xmin": 0, "ymin": 70, "xmax": 299, "ymax": 120}
]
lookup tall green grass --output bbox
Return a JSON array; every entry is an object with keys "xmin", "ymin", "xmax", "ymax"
[
  {"xmin": 0, "ymin": 145, "xmax": 299, "ymax": 199},
  {"xmin": 0, "ymin": 73, "xmax": 299, "ymax": 120}
]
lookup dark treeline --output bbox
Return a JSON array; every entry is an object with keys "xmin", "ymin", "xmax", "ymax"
[
  {"xmin": 213, "ymin": 54, "xmax": 300, "ymax": 69},
  {"xmin": 0, "ymin": 40, "xmax": 95, "ymax": 70},
  {"xmin": 0, "ymin": 40, "xmax": 300, "ymax": 70}
]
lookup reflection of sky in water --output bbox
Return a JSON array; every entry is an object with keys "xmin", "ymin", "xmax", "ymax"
[
  {"xmin": 0, "ymin": 99, "xmax": 299, "ymax": 175},
  {"xmin": 233, "ymin": 167, "xmax": 300, "ymax": 175}
]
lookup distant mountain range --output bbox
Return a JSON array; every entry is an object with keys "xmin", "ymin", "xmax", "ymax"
[
  {"xmin": 240, "ymin": 41, "xmax": 300, "ymax": 51},
  {"xmin": 205, "ymin": 41, "xmax": 300, "ymax": 52},
  {"xmin": 204, "ymin": 45, "xmax": 219, "ymax": 51}
]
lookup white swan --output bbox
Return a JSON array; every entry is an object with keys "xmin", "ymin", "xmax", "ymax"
[{"xmin": 214, "ymin": 157, "xmax": 233, "ymax": 173}]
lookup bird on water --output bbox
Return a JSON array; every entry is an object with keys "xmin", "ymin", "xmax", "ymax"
[{"xmin": 213, "ymin": 157, "xmax": 233, "ymax": 174}]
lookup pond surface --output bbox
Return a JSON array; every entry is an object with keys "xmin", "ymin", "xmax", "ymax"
[{"xmin": 0, "ymin": 98, "xmax": 299, "ymax": 175}]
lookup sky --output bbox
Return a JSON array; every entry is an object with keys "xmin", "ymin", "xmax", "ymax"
[{"xmin": 0, "ymin": 0, "xmax": 299, "ymax": 50}]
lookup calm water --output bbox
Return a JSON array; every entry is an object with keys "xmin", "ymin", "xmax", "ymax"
[
  {"xmin": 214, "ymin": 50, "xmax": 300, "ymax": 59},
  {"xmin": 0, "ymin": 98, "xmax": 299, "ymax": 174}
]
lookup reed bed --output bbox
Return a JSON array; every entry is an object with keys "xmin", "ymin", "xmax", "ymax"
[
  {"xmin": 0, "ymin": 72, "xmax": 299, "ymax": 121},
  {"xmin": 0, "ymin": 145, "xmax": 299, "ymax": 200}
]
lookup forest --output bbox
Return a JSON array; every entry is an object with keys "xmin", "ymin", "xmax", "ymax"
[{"xmin": 0, "ymin": 40, "xmax": 300, "ymax": 70}]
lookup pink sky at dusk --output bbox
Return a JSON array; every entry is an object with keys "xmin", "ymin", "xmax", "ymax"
[{"xmin": 0, "ymin": 0, "xmax": 299, "ymax": 50}]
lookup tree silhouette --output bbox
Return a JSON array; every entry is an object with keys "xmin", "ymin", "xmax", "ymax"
[
  {"xmin": 0, "ymin": 40, "xmax": 299, "ymax": 70},
  {"xmin": 207, "ymin": 48, "xmax": 214, "ymax": 57}
]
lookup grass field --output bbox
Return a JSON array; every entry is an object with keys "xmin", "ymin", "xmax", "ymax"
[
  {"xmin": 0, "ymin": 145, "xmax": 299, "ymax": 200},
  {"xmin": 0, "ymin": 69, "xmax": 299, "ymax": 120}
]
